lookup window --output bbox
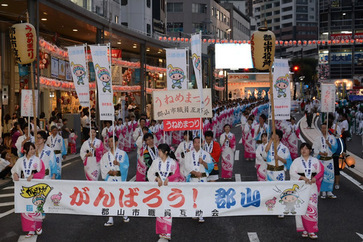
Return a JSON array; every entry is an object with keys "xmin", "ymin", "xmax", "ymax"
[
  {"xmin": 192, "ymin": 3, "xmax": 207, "ymax": 13},
  {"xmin": 121, "ymin": 0, "xmax": 127, "ymax": 5},
  {"xmin": 193, "ymin": 23, "xmax": 205, "ymax": 32},
  {"xmin": 167, "ymin": 2, "xmax": 183, "ymax": 12},
  {"xmin": 216, "ymin": 10, "xmax": 219, "ymax": 19},
  {"xmin": 146, "ymin": 0, "xmax": 151, "ymax": 8},
  {"xmin": 121, "ymin": 22, "xmax": 128, "ymax": 27},
  {"xmin": 115, "ymin": 15, "xmax": 119, "ymax": 24},
  {"xmin": 282, "ymin": 14, "xmax": 293, "ymax": 20},
  {"xmin": 113, "ymin": 0, "xmax": 120, "ymax": 3},
  {"xmin": 211, "ymin": 7, "xmax": 214, "ymax": 16},
  {"xmin": 147, "ymin": 24, "xmax": 151, "ymax": 35},
  {"xmin": 167, "ymin": 22, "xmax": 183, "ymax": 32},
  {"xmin": 282, "ymin": 7, "xmax": 293, "ymax": 12}
]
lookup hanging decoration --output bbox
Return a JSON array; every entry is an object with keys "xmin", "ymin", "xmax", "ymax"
[
  {"xmin": 251, "ymin": 27, "xmax": 276, "ymax": 70},
  {"xmin": 9, "ymin": 23, "xmax": 37, "ymax": 64}
]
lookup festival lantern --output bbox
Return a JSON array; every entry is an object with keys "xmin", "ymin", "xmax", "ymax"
[
  {"xmin": 250, "ymin": 27, "xmax": 276, "ymax": 70},
  {"xmin": 9, "ymin": 23, "xmax": 37, "ymax": 64}
]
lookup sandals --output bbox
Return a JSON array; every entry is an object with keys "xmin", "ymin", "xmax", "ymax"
[
  {"xmin": 25, "ymin": 232, "xmax": 35, "ymax": 238},
  {"xmin": 159, "ymin": 233, "xmax": 171, "ymax": 240},
  {"xmin": 104, "ymin": 221, "xmax": 114, "ymax": 227},
  {"xmin": 309, "ymin": 233, "xmax": 318, "ymax": 239},
  {"xmin": 302, "ymin": 231, "xmax": 308, "ymax": 238},
  {"xmin": 36, "ymin": 228, "xmax": 43, "ymax": 235}
]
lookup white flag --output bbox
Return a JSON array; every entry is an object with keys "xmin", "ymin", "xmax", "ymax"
[
  {"xmin": 273, "ymin": 59, "xmax": 291, "ymax": 120},
  {"xmin": 321, "ymin": 84, "xmax": 335, "ymax": 113},
  {"xmin": 166, "ymin": 49, "xmax": 188, "ymax": 90},
  {"xmin": 67, "ymin": 45, "xmax": 90, "ymax": 107},
  {"xmin": 89, "ymin": 45, "xmax": 114, "ymax": 121},
  {"xmin": 191, "ymin": 33, "xmax": 204, "ymax": 107}
]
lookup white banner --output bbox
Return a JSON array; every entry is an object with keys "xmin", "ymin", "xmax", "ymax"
[
  {"xmin": 14, "ymin": 180, "xmax": 311, "ymax": 217},
  {"xmin": 51, "ymin": 56, "xmax": 58, "ymax": 78},
  {"xmin": 191, "ymin": 33, "xmax": 204, "ymax": 107},
  {"xmin": 21, "ymin": 90, "xmax": 38, "ymax": 117},
  {"xmin": 90, "ymin": 45, "xmax": 114, "ymax": 120},
  {"xmin": 321, "ymin": 84, "xmax": 336, "ymax": 113},
  {"xmin": 166, "ymin": 49, "xmax": 188, "ymax": 90},
  {"xmin": 58, "ymin": 59, "xmax": 65, "ymax": 79},
  {"xmin": 273, "ymin": 59, "xmax": 291, "ymax": 120},
  {"xmin": 67, "ymin": 46, "xmax": 90, "ymax": 107},
  {"xmin": 153, "ymin": 88, "xmax": 212, "ymax": 120}
]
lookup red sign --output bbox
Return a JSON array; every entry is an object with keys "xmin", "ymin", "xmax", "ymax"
[
  {"xmin": 331, "ymin": 33, "xmax": 363, "ymax": 41},
  {"xmin": 163, "ymin": 118, "xmax": 201, "ymax": 131}
]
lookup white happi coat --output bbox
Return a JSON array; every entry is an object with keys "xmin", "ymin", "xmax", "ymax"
[
  {"xmin": 184, "ymin": 149, "xmax": 213, "ymax": 182},
  {"xmin": 46, "ymin": 134, "xmax": 66, "ymax": 179},
  {"xmin": 38, "ymin": 145, "xmax": 56, "ymax": 179},
  {"xmin": 100, "ymin": 148, "xmax": 129, "ymax": 182}
]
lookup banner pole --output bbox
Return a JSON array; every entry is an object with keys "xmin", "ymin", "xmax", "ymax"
[
  {"xmin": 85, "ymin": 44, "xmax": 92, "ymax": 142},
  {"xmin": 269, "ymin": 68, "xmax": 278, "ymax": 167},
  {"xmin": 107, "ymin": 43, "xmax": 116, "ymax": 153}
]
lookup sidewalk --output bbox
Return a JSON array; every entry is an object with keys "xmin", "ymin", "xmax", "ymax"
[
  {"xmin": 0, "ymin": 153, "xmax": 81, "ymax": 189},
  {"xmin": 299, "ymin": 115, "xmax": 363, "ymax": 179}
]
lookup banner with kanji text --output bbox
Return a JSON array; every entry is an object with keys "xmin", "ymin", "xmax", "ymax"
[
  {"xmin": 320, "ymin": 84, "xmax": 336, "ymax": 113},
  {"xmin": 163, "ymin": 118, "xmax": 201, "ymax": 131}
]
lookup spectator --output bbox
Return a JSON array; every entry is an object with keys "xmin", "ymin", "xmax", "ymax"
[
  {"xmin": 0, "ymin": 151, "xmax": 13, "ymax": 179},
  {"xmin": 11, "ymin": 113, "xmax": 18, "ymax": 126},
  {"xmin": 11, "ymin": 122, "xmax": 23, "ymax": 157},
  {"xmin": 3, "ymin": 114, "xmax": 13, "ymax": 134},
  {"xmin": 305, "ymin": 100, "xmax": 313, "ymax": 129},
  {"xmin": 61, "ymin": 119, "xmax": 71, "ymax": 152},
  {"xmin": 81, "ymin": 110, "xmax": 90, "ymax": 141}
]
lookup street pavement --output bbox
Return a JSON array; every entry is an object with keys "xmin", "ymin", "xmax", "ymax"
[{"xmin": 1, "ymin": 114, "xmax": 363, "ymax": 242}]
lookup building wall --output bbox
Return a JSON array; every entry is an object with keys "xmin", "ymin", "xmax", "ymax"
[
  {"xmin": 92, "ymin": 0, "xmax": 122, "ymax": 24},
  {"xmin": 121, "ymin": 0, "xmax": 153, "ymax": 35}
]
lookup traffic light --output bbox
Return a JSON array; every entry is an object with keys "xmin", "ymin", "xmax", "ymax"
[{"xmin": 293, "ymin": 66, "xmax": 299, "ymax": 71}]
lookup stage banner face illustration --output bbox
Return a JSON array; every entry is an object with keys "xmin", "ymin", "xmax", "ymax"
[
  {"xmin": 191, "ymin": 33, "xmax": 204, "ymax": 107},
  {"xmin": 273, "ymin": 59, "xmax": 291, "ymax": 120},
  {"xmin": 67, "ymin": 46, "xmax": 90, "ymax": 107},
  {"xmin": 321, "ymin": 84, "xmax": 336, "ymax": 113},
  {"xmin": 153, "ymin": 88, "xmax": 212, "ymax": 120},
  {"xmin": 15, "ymin": 180, "xmax": 311, "ymax": 217},
  {"xmin": 21, "ymin": 90, "xmax": 38, "ymax": 117},
  {"xmin": 166, "ymin": 49, "xmax": 188, "ymax": 90},
  {"xmin": 163, "ymin": 118, "xmax": 201, "ymax": 131},
  {"xmin": 90, "ymin": 45, "xmax": 114, "ymax": 120}
]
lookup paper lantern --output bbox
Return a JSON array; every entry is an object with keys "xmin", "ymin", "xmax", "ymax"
[
  {"xmin": 9, "ymin": 23, "xmax": 37, "ymax": 64},
  {"xmin": 346, "ymin": 156, "xmax": 355, "ymax": 168},
  {"xmin": 251, "ymin": 27, "xmax": 276, "ymax": 70}
]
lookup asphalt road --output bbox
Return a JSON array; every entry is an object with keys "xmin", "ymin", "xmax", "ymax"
[{"xmin": 1, "ymin": 116, "xmax": 363, "ymax": 242}]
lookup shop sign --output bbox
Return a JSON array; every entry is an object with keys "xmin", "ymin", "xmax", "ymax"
[
  {"xmin": 163, "ymin": 118, "xmax": 201, "ymax": 131},
  {"xmin": 51, "ymin": 56, "xmax": 59, "ymax": 78},
  {"xmin": 21, "ymin": 90, "xmax": 38, "ymax": 117}
]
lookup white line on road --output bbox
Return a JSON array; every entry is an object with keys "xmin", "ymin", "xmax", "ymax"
[
  {"xmin": 62, "ymin": 163, "xmax": 72, "ymax": 168},
  {"xmin": 341, "ymin": 171, "xmax": 363, "ymax": 191},
  {"xmin": 0, "ymin": 193, "xmax": 13, "ymax": 198},
  {"xmin": 235, "ymin": 150, "xmax": 240, "ymax": 161},
  {"xmin": 130, "ymin": 175, "xmax": 136, "ymax": 182},
  {"xmin": 0, "ymin": 208, "xmax": 14, "ymax": 219},
  {"xmin": 0, "ymin": 202, "xmax": 14, "ymax": 207},
  {"xmin": 356, "ymin": 232, "xmax": 363, "ymax": 239},
  {"xmin": 3, "ymin": 186, "xmax": 14, "ymax": 190},
  {"xmin": 239, "ymin": 138, "xmax": 242, "ymax": 144},
  {"xmin": 247, "ymin": 232, "xmax": 260, "ymax": 242},
  {"xmin": 235, "ymin": 174, "xmax": 241, "ymax": 182},
  {"xmin": 18, "ymin": 234, "xmax": 38, "ymax": 242}
]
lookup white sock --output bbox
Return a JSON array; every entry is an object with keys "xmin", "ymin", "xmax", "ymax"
[{"xmin": 107, "ymin": 217, "xmax": 113, "ymax": 223}]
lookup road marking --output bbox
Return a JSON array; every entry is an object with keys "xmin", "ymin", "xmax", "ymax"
[
  {"xmin": 248, "ymin": 232, "xmax": 260, "ymax": 242},
  {"xmin": 356, "ymin": 232, "xmax": 363, "ymax": 239},
  {"xmin": 341, "ymin": 171, "xmax": 363, "ymax": 190},
  {"xmin": 18, "ymin": 234, "xmax": 38, "ymax": 242},
  {"xmin": 235, "ymin": 124, "xmax": 241, "ymax": 127},
  {"xmin": 0, "ymin": 208, "xmax": 14, "ymax": 219},
  {"xmin": 235, "ymin": 150, "xmax": 240, "ymax": 161},
  {"xmin": 62, "ymin": 162, "xmax": 72, "ymax": 168},
  {"xmin": 0, "ymin": 193, "xmax": 13, "ymax": 198},
  {"xmin": 239, "ymin": 138, "xmax": 242, "ymax": 144},
  {"xmin": 235, "ymin": 174, "xmax": 241, "ymax": 182},
  {"xmin": 130, "ymin": 175, "xmax": 136, "ymax": 182},
  {"xmin": 3, "ymin": 186, "xmax": 14, "ymax": 190},
  {"xmin": 297, "ymin": 116, "xmax": 306, "ymax": 143},
  {"xmin": 0, "ymin": 201, "xmax": 14, "ymax": 207}
]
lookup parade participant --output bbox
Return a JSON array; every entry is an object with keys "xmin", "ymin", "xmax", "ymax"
[
  {"xmin": 255, "ymin": 133, "xmax": 268, "ymax": 181},
  {"xmin": 184, "ymin": 137, "xmax": 214, "ymax": 223},
  {"xmin": 80, "ymin": 110, "xmax": 90, "ymax": 141},
  {"xmin": 115, "ymin": 118, "xmax": 124, "ymax": 150},
  {"xmin": 68, "ymin": 129, "xmax": 78, "ymax": 155},
  {"xmin": 290, "ymin": 143, "xmax": 324, "ymax": 239},
  {"xmin": 15, "ymin": 124, "xmax": 35, "ymax": 157},
  {"xmin": 264, "ymin": 129, "xmax": 292, "ymax": 182},
  {"xmin": 305, "ymin": 100, "xmax": 313, "ymax": 129},
  {"xmin": 243, "ymin": 116, "xmax": 256, "ymax": 161},
  {"xmin": 101, "ymin": 136, "xmax": 130, "ymax": 226},
  {"xmin": 143, "ymin": 133, "xmax": 158, "ymax": 181},
  {"xmin": 0, "ymin": 151, "xmax": 13, "ymax": 179},
  {"xmin": 122, "ymin": 117, "xmax": 132, "ymax": 152},
  {"xmin": 46, "ymin": 126, "xmax": 66, "ymax": 179},
  {"xmin": 12, "ymin": 142, "xmax": 45, "ymax": 238},
  {"xmin": 175, "ymin": 131, "xmax": 193, "ymax": 177},
  {"xmin": 36, "ymin": 131, "xmax": 57, "ymax": 179},
  {"xmin": 203, "ymin": 131, "xmax": 221, "ymax": 182},
  {"xmin": 312, "ymin": 123, "xmax": 337, "ymax": 199},
  {"xmin": 286, "ymin": 117, "xmax": 300, "ymax": 160},
  {"xmin": 101, "ymin": 121, "xmax": 114, "ymax": 150},
  {"xmin": 135, "ymin": 127, "xmax": 149, "ymax": 182},
  {"xmin": 220, "ymin": 124, "xmax": 236, "ymax": 179},
  {"xmin": 133, "ymin": 118, "xmax": 146, "ymax": 147},
  {"xmin": 254, "ymin": 114, "xmax": 268, "ymax": 146},
  {"xmin": 80, "ymin": 127, "xmax": 104, "ymax": 181},
  {"xmin": 147, "ymin": 143, "xmax": 183, "ymax": 241},
  {"xmin": 155, "ymin": 120, "xmax": 164, "ymax": 145}
]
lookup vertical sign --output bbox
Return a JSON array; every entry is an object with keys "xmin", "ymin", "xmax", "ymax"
[
  {"xmin": 191, "ymin": 33, "xmax": 204, "ymax": 107},
  {"xmin": 166, "ymin": 49, "xmax": 188, "ymax": 90},
  {"xmin": 21, "ymin": 90, "xmax": 38, "ymax": 117},
  {"xmin": 321, "ymin": 84, "xmax": 336, "ymax": 113},
  {"xmin": 67, "ymin": 46, "xmax": 90, "ymax": 107},
  {"xmin": 58, "ymin": 59, "xmax": 66, "ymax": 79},
  {"xmin": 51, "ymin": 56, "xmax": 59, "ymax": 78},
  {"xmin": 273, "ymin": 59, "xmax": 291, "ymax": 120},
  {"xmin": 89, "ymin": 45, "xmax": 114, "ymax": 120}
]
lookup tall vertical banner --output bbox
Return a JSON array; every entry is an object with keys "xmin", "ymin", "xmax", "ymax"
[
  {"xmin": 321, "ymin": 84, "xmax": 336, "ymax": 113},
  {"xmin": 166, "ymin": 49, "xmax": 188, "ymax": 90},
  {"xmin": 90, "ymin": 45, "xmax": 114, "ymax": 120},
  {"xmin": 21, "ymin": 90, "xmax": 38, "ymax": 117},
  {"xmin": 67, "ymin": 45, "xmax": 90, "ymax": 107},
  {"xmin": 273, "ymin": 59, "xmax": 291, "ymax": 120},
  {"xmin": 191, "ymin": 33, "xmax": 204, "ymax": 107}
]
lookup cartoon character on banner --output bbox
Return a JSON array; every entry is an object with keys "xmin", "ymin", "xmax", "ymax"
[
  {"xmin": 274, "ymin": 74, "xmax": 290, "ymax": 98},
  {"xmin": 51, "ymin": 192, "xmax": 63, "ymax": 206},
  {"xmin": 279, "ymin": 184, "xmax": 304, "ymax": 215},
  {"xmin": 95, "ymin": 64, "xmax": 111, "ymax": 93},
  {"xmin": 192, "ymin": 53, "xmax": 201, "ymax": 71},
  {"xmin": 167, "ymin": 64, "xmax": 185, "ymax": 89},
  {"xmin": 71, "ymin": 62, "xmax": 86, "ymax": 85},
  {"xmin": 265, "ymin": 197, "xmax": 277, "ymax": 211},
  {"xmin": 20, "ymin": 183, "xmax": 52, "ymax": 213}
]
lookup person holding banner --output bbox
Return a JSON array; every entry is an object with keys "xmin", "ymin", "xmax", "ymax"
[
  {"xmin": 143, "ymin": 133, "xmax": 159, "ymax": 181},
  {"xmin": 147, "ymin": 143, "xmax": 183, "ymax": 241},
  {"xmin": 15, "ymin": 124, "xmax": 35, "ymax": 157},
  {"xmin": 243, "ymin": 116, "xmax": 256, "ymax": 161},
  {"xmin": 80, "ymin": 127, "xmax": 104, "ymax": 181},
  {"xmin": 101, "ymin": 136, "xmax": 130, "ymax": 226},
  {"xmin": 220, "ymin": 125, "xmax": 236, "ymax": 180},
  {"xmin": 36, "ymin": 131, "xmax": 57, "ymax": 180},
  {"xmin": 203, "ymin": 131, "xmax": 221, "ymax": 182},
  {"xmin": 312, "ymin": 123, "xmax": 337, "ymax": 199},
  {"xmin": 135, "ymin": 126, "xmax": 149, "ymax": 181},
  {"xmin": 46, "ymin": 126, "xmax": 66, "ymax": 179},
  {"xmin": 122, "ymin": 117, "xmax": 132, "ymax": 152},
  {"xmin": 101, "ymin": 121, "xmax": 114, "ymax": 151},
  {"xmin": 175, "ymin": 131, "xmax": 193, "ymax": 178},
  {"xmin": 286, "ymin": 117, "xmax": 300, "ymax": 161},
  {"xmin": 290, "ymin": 143, "xmax": 324, "ymax": 239},
  {"xmin": 12, "ymin": 142, "xmax": 45, "ymax": 238},
  {"xmin": 184, "ymin": 137, "xmax": 214, "ymax": 223},
  {"xmin": 255, "ymin": 133, "xmax": 268, "ymax": 181}
]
